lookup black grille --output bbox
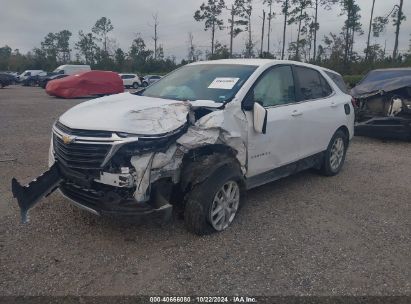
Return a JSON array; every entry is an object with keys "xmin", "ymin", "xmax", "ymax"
[
  {"xmin": 60, "ymin": 183, "xmax": 103, "ymax": 209},
  {"xmin": 55, "ymin": 121, "xmax": 113, "ymax": 138},
  {"xmin": 53, "ymin": 134, "xmax": 111, "ymax": 169}
]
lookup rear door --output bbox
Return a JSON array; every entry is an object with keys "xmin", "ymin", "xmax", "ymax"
[
  {"xmin": 292, "ymin": 66, "xmax": 343, "ymax": 157},
  {"xmin": 246, "ymin": 65, "xmax": 304, "ymax": 177}
]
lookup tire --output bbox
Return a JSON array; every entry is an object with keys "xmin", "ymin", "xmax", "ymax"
[
  {"xmin": 320, "ymin": 130, "xmax": 348, "ymax": 176},
  {"xmin": 184, "ymin": 162, "xmax": 244, "ymax": 235},
  {"xmin": 132, "ymin": 82, "xmax": 139, "ymax": 89},
  {"xmin": 142, "ymin": 81, "xmax": 148, "ymax": 87}
]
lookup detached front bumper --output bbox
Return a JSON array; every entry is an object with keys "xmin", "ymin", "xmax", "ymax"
[
  {"xmin": 12, "ymin": 162, "xmax": 172, "ymax": 223},
  {"xmin": 355, "ymin": 117, "xmax": 411, "ymax": 140}
]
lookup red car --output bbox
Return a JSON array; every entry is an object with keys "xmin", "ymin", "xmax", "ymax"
[{"xmin": 46, "ymin": 70, "xmax": 124, "ymax": 98}]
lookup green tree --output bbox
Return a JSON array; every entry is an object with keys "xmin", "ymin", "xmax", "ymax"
[
  {"xmin": 365, "ymin": 0, "xmax": 376, "ymax": 61},
  {"xmin": 92, "ymin": 17, "xmax": 114, "ymax": 55},
  {"xmin": 194, "ymin": 0, "xmax": 225, "ymax": 56},
  {"xmin": 56, "ymin": 30, "xmax": 72, "ymax": 63},
  {"xmin": 340, "ymin": 0, "xmax": 363, "ymax": 71},
  {"xmin": 263, "ymin": 0, "xmax": 275, "ymax": 54},
  {"xmin": 75, "ymin": 31, "xmax": 98, "ymax": 65},
  {"xmin": 236, "ymin": 0, "xmax": 254, "ymax": 58},
  {"xmin": 288, "ymin": 0, "xmax": 312, "ymax": 61},
  {"xmin": 129, "ymin": 36, "xmax": 153, "ymax": 71},
  {"xmin": 0, "ymin": 45, "xmax": 12, "ymax": 70},
  {"xmin": 227, "ymin": 1, "xmax": 248, "ymax": 57},
  {"xmin": 114, "ymin": 48, "xmax": 125, "ymax": 71},
  {"xmin": 277, "ymin": 0, "xmax": 290, "ymax": 59},
  {"xmin": 312, "ymin": 0, "xmax": 338, "ymax": 62},
  {"xmin": 209, "ymin": 41, "xmax": 230, "ymax": 59}
]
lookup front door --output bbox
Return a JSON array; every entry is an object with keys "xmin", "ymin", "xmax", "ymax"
[{"xmin": 246, "ymin": 65, "xmax": 304, "ymax": 177}]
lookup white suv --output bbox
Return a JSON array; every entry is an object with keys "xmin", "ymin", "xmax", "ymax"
[
  {"xmin": 12, "ymin": 59, "xmax": 354, "ymax": 235},
  {"xmin": 119, "ymin": 73, "xmax": 141, "ymax": 89}
]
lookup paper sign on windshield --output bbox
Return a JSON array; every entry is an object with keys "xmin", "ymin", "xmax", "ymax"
[{"xmin": 208, "ymin": 77, "xmax": 240, "ymax": 90}]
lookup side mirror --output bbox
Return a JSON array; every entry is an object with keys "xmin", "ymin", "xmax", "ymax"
[
  {"xmin": 242, "ymin": 91, "xmax": 255, "ymax": 111},
  {"xmin": 253, "ymin": 102, "xmax": 268, "ymax": 134}
]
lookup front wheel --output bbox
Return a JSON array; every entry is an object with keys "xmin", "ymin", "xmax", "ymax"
[
  {"xmin": 320, "ymin": 130, "xmax": 348, "ymax": 176},
  {"xmin": 132, "ymin": 82, "xmax": 139, "ymax": 89},
  {"xmin": 142, "ymin": 81, "xmax": 148, "ymax": 87},
  {"xmin": 184, "ymin": 163, "xmax": 243, "ymax": 235}
]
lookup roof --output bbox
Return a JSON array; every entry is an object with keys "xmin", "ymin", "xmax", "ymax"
[{"xmin": 188, "ymin": 58, "xmax": 340, "ymax": 75}]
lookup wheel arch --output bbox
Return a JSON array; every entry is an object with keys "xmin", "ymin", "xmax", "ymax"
[
  {"xmin": 336, "ymin": 125, "xmax": 350, "ymax": 144},
  {"xmin": 179, "ymin": 144, "xmax": 245, "ymax": 194}
]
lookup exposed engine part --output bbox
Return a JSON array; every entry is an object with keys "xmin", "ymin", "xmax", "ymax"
[{"xmin": 94, "ymin": 171, "xmax": 135, "ymax": 188}]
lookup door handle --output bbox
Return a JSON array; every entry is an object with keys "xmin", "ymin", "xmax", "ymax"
[
  {"xmin": 291, "ymin": 110, "xmax": 303, "ymax": 117},
  {"xmin": 330, "ymin": 102, "xmax": 338, "ymax": 108}
]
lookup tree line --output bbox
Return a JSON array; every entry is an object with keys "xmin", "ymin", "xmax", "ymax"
[
  {"xmin": 0, "ymin": 16, "xmax": 178, "ymax": 74},
  {"xmin": 192, "ymin": 0, "xmax": 408, "ymax": 74},
  {"xmin": 0, "ymin": 0, "xmax": 408, "ymax": 76}
]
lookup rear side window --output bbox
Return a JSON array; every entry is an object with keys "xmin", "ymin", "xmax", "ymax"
[
  {"xmin": 325, "ymin": 71, "xmax": 348, "ymax": 93},
  {"xmin": 295, "ymin": 66, "xmax": 333, "ymax": 100}
]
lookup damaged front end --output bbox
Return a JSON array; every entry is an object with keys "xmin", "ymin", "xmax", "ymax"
[
  {"xmin": 12, "ymin": 120, "xmax": 187, "ymax": 222},
  {"xmin": 352, "ymin": 70, "xmax": 411, "ymax": 140},
  {"xmin": 11, "ymin": 97, "xmax": 248, "ymax": 223}
]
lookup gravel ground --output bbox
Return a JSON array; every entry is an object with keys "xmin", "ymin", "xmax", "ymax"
[{"xmin": 0, "ymin": 86, "xmax": 410, "ymax": 296}]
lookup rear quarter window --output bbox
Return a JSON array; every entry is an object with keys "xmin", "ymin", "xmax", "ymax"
[{"xmin": 325, "ymin": 71, "xmax": 348, "ymax": 93}]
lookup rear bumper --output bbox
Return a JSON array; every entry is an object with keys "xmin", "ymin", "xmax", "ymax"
[{"xmin": 355, "ymin": 117, "xmax": 411, "ymax": 140}]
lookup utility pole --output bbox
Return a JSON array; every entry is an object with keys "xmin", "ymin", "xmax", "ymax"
[
  {"xmin": 365, "ymin": 0, "xmax": 376, "ymax": 61},
  {"xmin": 393, "ymin": 0, "xmax": 404, "ymax": 60},
  {"xmin": 229, "ymin": 5, "xmax": 235, "ymax": 57},
  {"xmin": 281, "ymin": 0, "xmax": 289, "ymax": 60},
  {"xmin": 260, "ymin": 10, "xmax": 266, "ymax": 57},
  {"xmin": 151, "ymin": 13, "xmax": 159, "ymax": 60},
  {"xmin": 267, "ymin": 2, "xmax": 273, "ymax": 54}
]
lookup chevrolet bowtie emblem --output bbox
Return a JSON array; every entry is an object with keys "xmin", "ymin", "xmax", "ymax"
[{"xmin": 62, "ymin": 135, "xmax": 75, "ymax": 144}]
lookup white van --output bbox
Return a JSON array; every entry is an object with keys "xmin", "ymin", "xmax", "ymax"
[
  {"xmin": 53, "ymin": 65, "xmax": 91, "ymax": 76},
  {"xmin": 18, "ymin": 70, "xmax": 46, "ymax": 81}
]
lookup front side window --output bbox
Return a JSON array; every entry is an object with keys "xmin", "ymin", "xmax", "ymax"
[
  {"xmin": 142, "ymin": 64, "xmax": 257, "ymax": 103},
  {"xmin": 295, "ymin": 66, "xmax": 333, "ymax": 100},
  {"xmin": 252, "ymin": 65, "xmax": 296, "ymax": 107}
]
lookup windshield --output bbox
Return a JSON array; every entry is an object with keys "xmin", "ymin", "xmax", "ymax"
[
  {"xmin": 360, "ymin": 69, "xmax": 411, "ymax": 84},
  {"xmin": 142, "ymin": 64, "xmax": 257, "ymax": 103}
]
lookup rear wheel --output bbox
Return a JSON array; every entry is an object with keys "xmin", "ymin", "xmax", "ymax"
[
  {"xmin": 320, "ymin": 130, "xmax": 348, "ymax": 176},
  {"xmin": 184, "ymin": 163, "xmax": 243, "ymax": 235},
  {"xmin": 142, "ymin": 81, "xmax": 148, "ymax": 87}
]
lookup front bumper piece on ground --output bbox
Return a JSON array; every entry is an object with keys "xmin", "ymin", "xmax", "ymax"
[{"xmin": 11, "ymin": 162, "xmax": 172, "ymax": 223}]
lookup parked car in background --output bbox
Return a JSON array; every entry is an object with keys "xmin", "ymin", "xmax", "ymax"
[
  {"xmin": 53, "ymin": 64, "xmax": 91, "ymax": 75},
  {"xmin": 0, "ymin": 71, "xmax": 19, "ymax": 83},
  {"xmin": 0, "ymin": 73, "xmax": 16, "ymax": 88},
  {"xmin": 18, "ymin": 70, "xmax": 46, "ymax": 82},
  {"xmin": 119, "ymin": 73, "xmax": 141, "ymax": 89},
  {"xmin": 45, "ymin": 70, "xmax": 124, "ymax": 98},
  {"xmin": 39, "ymin": 73, "xmax": 69, "ymax": 88},
  {"xmin": 13, "ymin": 59, "xmax": 354, "ymax": 235},
  {"xmin": 141, "ymin": 75, "xmax": 162, "ymax": 87},
  {"xmin": 351, "ymin": 68, "xmax": 411, "ymax": 140}
]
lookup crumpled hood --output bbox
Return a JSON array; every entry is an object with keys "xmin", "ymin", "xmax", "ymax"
[
  {"xmin": 59, "ymin": 92, "xmax": 190, "ymax": 135},
  {"xmin": 351, "ymin": 75, "xmax": 411, "ymax": 98}
]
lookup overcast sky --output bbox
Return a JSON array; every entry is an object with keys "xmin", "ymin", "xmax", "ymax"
[{"xmin": 1, "ymin": 0, "xmax": 410, "ymax": 61}]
